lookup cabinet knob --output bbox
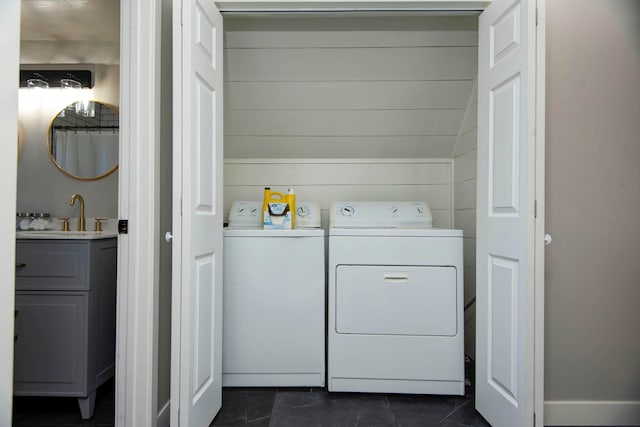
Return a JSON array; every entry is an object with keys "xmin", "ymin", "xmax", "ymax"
[
  {"xmin": 544, "ymin": 234, "xmax": 553, "ymax": 246},
  {"xmin": 165, "ymin": 231, "xmax": 173, "ymax": 242},
  {"xmin": 16, "ymin": 263, "xmax": 26, "ymax": 268}
]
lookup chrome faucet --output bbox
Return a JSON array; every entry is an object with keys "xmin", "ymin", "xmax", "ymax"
[{"xmin": 70, "ymin": 193, "xmax": 86, "ymax": 231}]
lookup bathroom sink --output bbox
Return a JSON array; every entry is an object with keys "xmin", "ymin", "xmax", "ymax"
[{"xmin": 16, "ymin": 230, "xmax": 118, "ymax": 240}]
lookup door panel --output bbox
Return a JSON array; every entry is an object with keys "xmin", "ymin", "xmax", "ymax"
[
  {"xmin": 488, "ymin": 255, "xmax": 518, "ymax": 403},
  {"xmin": 491, "ymin": 75, "xmax": 520, "ymax": 213},
  {"xmin": 172, "ymin": 0, "xmax": 223, "ymax": 425},
  {"xmin": 476, "ymin": 0, "xmax": 539, "ymax": 426}
]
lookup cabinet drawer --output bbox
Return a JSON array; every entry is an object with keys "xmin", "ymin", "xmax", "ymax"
[{"xmin": 15, "ymin": 241, "xmax": 88, "ymax": 291}]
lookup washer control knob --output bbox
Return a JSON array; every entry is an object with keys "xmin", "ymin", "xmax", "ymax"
[
  {"xmin": 417, "ymin": 207, "xmax": 424, "ymax": 214},
  {"xmin": 341, "ymin": 205, "xmax": 355, "ymax": 216},
  {"xmin": 297, "ymin": 205, "xmax": 310, "ymax": 217},
  {"xmin": 391, "ymin": 207, "xmax": 398, "ymax": 214}
]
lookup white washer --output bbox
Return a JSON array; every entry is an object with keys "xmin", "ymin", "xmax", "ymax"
[
  {"xmin": 328, "ymin": 201, "xmax": 464, "ymax": 395},
  {"xmin": 223, "ymin": 201, "xmax": 325, "ymax": 387}
]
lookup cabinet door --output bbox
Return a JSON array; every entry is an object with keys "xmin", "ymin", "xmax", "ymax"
[{"xmin": 14, "ymin": 293, "xmax": 87, "ymax": 395}]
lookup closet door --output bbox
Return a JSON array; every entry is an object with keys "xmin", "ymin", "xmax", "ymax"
[
  {"xmin": 171, "ymin": 0, "xmax": 224, "ymax": 426},
  {"xmin": 476, "ymin": 0, "xmax": 545, "ymax": 426}
]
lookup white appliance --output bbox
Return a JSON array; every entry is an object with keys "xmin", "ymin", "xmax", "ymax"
[
  {"xmin": 222, "ymin": 201, "xmax": 325, "ymax": 386},
  {"xmin": 328, "ymin": 201, "xmax": 464, "ymax": 395}
]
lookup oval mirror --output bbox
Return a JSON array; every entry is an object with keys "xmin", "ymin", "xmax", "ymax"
[{"xmin": 48, "ymin": 100, "xmax": 119, "ymax": 180}]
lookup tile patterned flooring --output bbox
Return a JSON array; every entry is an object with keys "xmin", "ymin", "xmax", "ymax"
[
  {"xmin": 211, "ymin": 387, "xmax": 489, "ymax": 427},
  {"xmin": 12, "ymin": 376, "xmax": 491, "ymax": 426},
  {"xmin": 12, "ymin": 379, "xmax": 116, "ymax": 427}
]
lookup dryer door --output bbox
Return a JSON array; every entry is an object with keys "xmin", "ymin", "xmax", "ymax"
[{"xmin": 335, "ymin": 265, "xmax": 457, "ymax": 336}]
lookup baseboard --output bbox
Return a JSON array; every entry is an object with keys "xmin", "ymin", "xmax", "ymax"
[
  {"xmin": 157, "ymin": 400, "xmax": 170, "ymax": 427},
  {"xmin": 544, "ymin": 400, "xmax": 640, "ymax": 426}
]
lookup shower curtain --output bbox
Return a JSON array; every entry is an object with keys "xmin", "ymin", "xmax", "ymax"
[{"xmin": 54, "ymin": 129, "xmax": 119, "ymax": 178}]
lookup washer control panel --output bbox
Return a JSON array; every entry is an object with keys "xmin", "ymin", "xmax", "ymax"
[
  {"xmin": 330, "ymin": 201, "xmax": 433, "ymax": 228},
  {"xmin": 228, "ymin": 201, "xmax": 262, "ymax": 228},
  {"xmin": 228, "ymin": 201, "xmax": 322, "ymax": 228},
  {"xmin": 295, "ymin": 202, "xmax": 321, "ymax": 228}
]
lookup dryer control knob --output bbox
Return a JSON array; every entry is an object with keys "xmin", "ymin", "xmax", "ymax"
[{"xmin": 341, "ymin": 206, "xmax": 355, "ymax": 216}]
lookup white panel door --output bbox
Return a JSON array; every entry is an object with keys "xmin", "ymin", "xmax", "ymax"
[
  {"xmin": 0, "ymin": 2, "xmax": 19, "ymax": 425},
  {"xmin": 171, "ymin": 0, "xmax": 224, "ymax": 426},
  {"xmin": 476, "ymin": 0, "xmax": 541, "ymax": 426}
]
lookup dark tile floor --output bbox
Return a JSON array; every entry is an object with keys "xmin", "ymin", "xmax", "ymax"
[
  {"xmin": 210, "ymin": 360, "xmax": 488, "ymax": 426},
  {"xmin": 13, "ymin": 374, "xmax": 616, "ymax": 427},
  {"xmin": 12, "ymin": 377, "xmax": 489, "ymax": 427},
  {"xmin": 12, "ymin": 378, "xmax": 115, "ymax": 426},
  {"xmin": 10, "ymin": 376, "xmax": 617, "ymax": 427},
  {"xmin": 211, "ymin": 387, "xmax": 489, "ymax": 427}
]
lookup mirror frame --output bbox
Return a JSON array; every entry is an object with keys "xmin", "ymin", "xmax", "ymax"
[{"xmin": 47, "ymin": 100, "xmax": 120, "ymax": 181}]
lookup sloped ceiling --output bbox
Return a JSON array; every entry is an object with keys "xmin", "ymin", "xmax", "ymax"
[
  {"xmin": 20, "ymin": 0, "xmax": 120, "ymax": 64},
  {"xmin": 223, "ymin": 15, "xmax": 479, "ymax": 159}
]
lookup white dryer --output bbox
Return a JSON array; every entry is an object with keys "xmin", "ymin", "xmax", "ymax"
[
  {"xmin": 328, "ymin": 201, "xmax": 464, "ymax": 395},
  {"xmin": 223, "ymin": 201, "xmax": 325, "ymax": 387}
]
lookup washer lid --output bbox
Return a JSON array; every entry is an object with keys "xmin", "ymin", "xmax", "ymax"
[{"xmin": 330, "ymin": 201, "xmax": 433, "ymax": 229}]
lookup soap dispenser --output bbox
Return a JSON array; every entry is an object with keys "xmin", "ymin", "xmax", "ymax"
[{"xmin": 286, "ymin": 188, "xmax": 296, "ymax": 229}]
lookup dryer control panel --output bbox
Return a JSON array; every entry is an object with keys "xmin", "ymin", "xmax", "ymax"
[{"xmin": 330, "ymin": 201, "xmax": 433, "ymax": 228}]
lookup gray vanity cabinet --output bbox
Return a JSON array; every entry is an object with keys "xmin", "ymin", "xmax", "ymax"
[{"xmin": 14, "ymin": 238, "xmax": 117, "ymax": 420}]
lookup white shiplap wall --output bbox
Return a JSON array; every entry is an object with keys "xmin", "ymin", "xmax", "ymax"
[
  {"xmin": 452, "ymin": 80, "xmax": 477, "ymax": 358},
  {"xmin": 223, "ymin": 15, "xmax": 478, "ymax": 228},
  {"xmin": 223, "ymin": 15, "xmax": 478, "ymax": 160},
  {"xmin": 224, "ymin": 158, "xmax": 453, "ymax": 227}
]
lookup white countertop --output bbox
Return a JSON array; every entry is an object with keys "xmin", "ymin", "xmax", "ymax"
[{"xmin": 16, "ymin": 230, "xmax": 118, "ymax": 240}]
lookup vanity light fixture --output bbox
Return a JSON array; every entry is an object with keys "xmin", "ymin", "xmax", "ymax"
[
  {"xmin": 26, "ymin": 78, "xmax": 49, "ymax": 89},
  {"xmin": 19, "ymin": 69, "xmax": 93, "ymax": 89},
  {"xmin": 60, "ymin": 78, "xmax": 82, "ymax": 90}
]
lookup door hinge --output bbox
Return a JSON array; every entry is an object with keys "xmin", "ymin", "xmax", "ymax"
[
  {"xmin": 534, "ymin": 200, "xmax": 538, "ymax": 218},
  {"xmin": 535, "ymin": 7, "xmax": 539, "ymax": 25},
  {"xmin": 118, "ymin": 219, "xmax": 129, "ymax": 234},
  {"xmin": 534, "ymin": 411, "xmax": 537, "ymax": 426}
]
